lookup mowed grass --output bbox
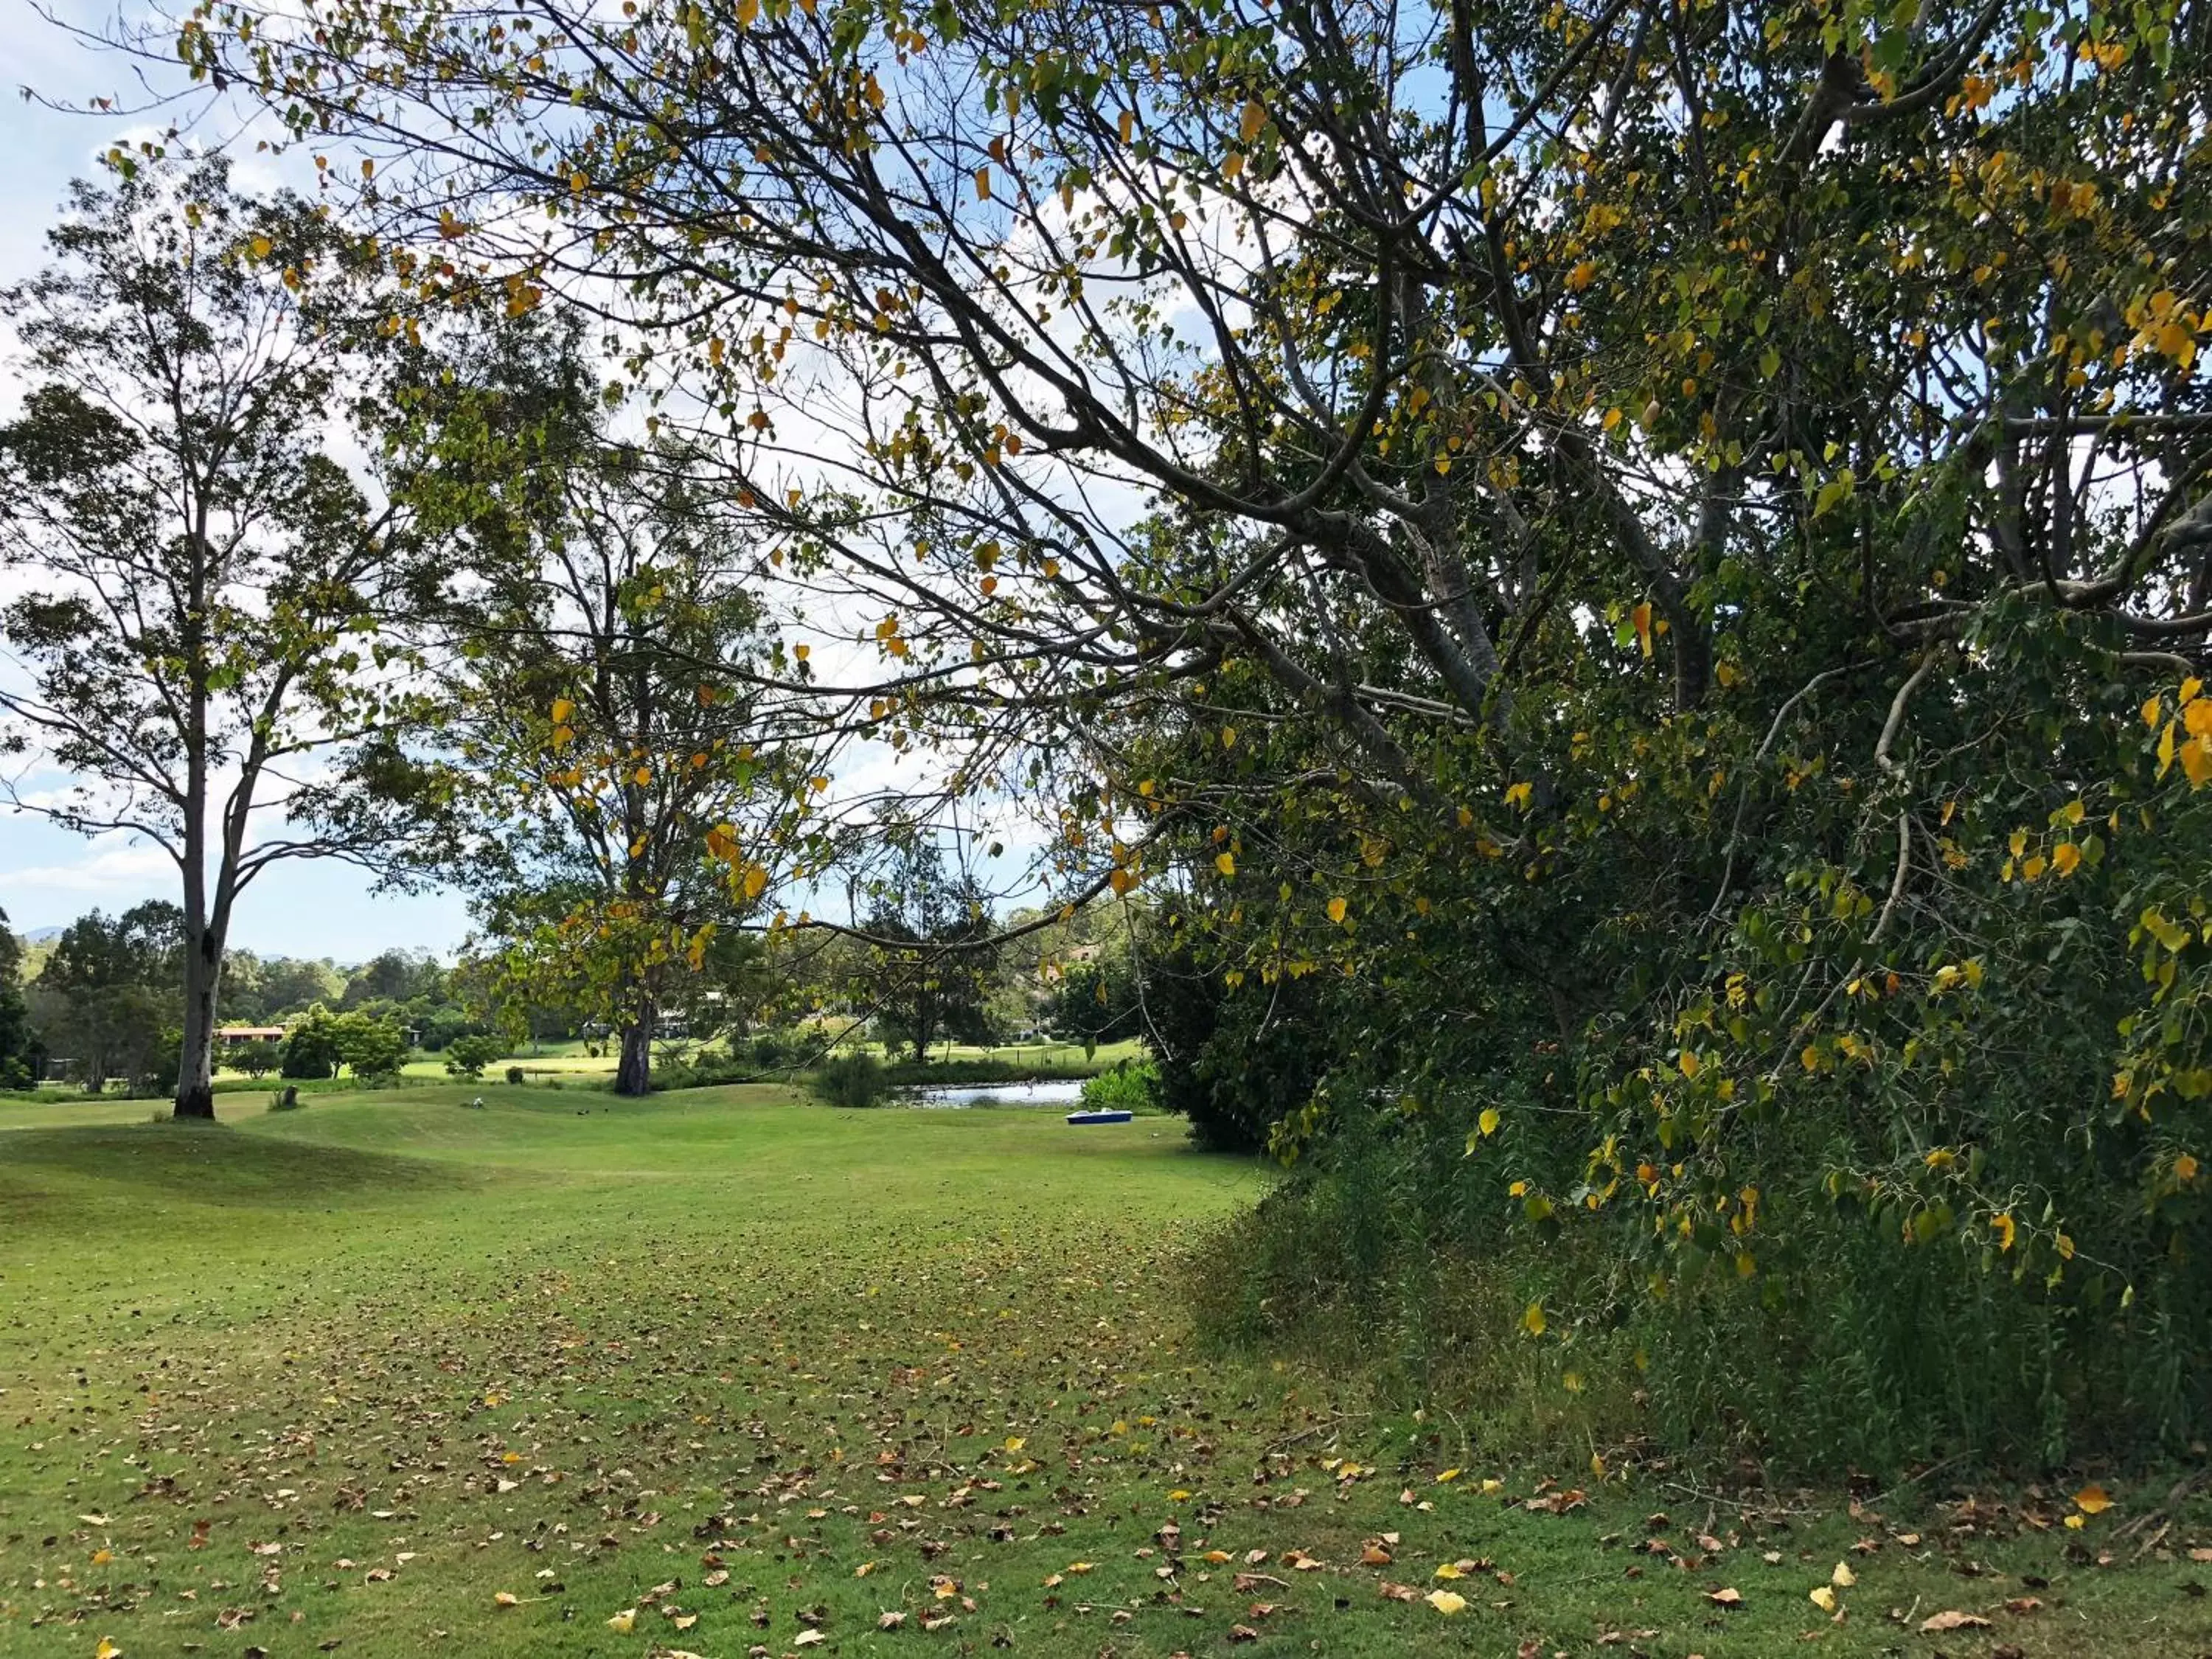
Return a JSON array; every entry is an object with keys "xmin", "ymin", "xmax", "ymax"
[{"xmin": 1, "ymin": 1089, "xmax": 2208, "ymax": 1659}]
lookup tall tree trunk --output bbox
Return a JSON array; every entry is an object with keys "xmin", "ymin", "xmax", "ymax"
[
  {"xmin": 174, "ymin": 931, "xmax": 222, "ymax": 1120},
  {"xmin": 615, "ymin": 1005, "xmax": 655, "ymax": 1096}
]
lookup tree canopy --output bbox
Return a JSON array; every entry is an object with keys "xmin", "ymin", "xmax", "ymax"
[{"xmin": 36, "ymin": 0, "xmax": 2212, "ymax": 1457}]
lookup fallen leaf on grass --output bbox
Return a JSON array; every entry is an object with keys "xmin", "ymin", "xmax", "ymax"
[
  {"xmin": 1831, "ymin": 1562, "xmax": 1855, "ymax": 1587},
  {"xmin": 1425, "ymin": 1590, "xmax": 1467, "ymax": 1615},
  {"xmin": 877, "ymin": 1610, "xmax": 907, "ymax": 1630},
  {"xmin": 94, "ymin": 1641, "xmax": 122, "ymax": 1659},
  {"xmin": 2073, "ymin": 1484, "xmax": 2112, "ymax": 1514},
  {"xmin": 605, "ymin": 1609, "xmax": 636, "ymax": 1632},
  {"xmin": 795, "ymin": 1632, "xmax": 826, "ymax": 1647},
  {"xmin": 1920, "ymin": 1610, "xmax": 1992, "ymax": 1633},
  {"xmin": 1707, "ymin": 1587, "xmax": 1743, "ymax": 1607},
  {"xmin": 1809, "ymin": 1586, "xmax": 1836, "ymax": 1612},
  {"xmin": 1377, "ymin": 1582, "xmax": 1419, "ymax": 1602},
  {"xmin": 492, "ymin": 1591, "xmax": 519, "ymax": 1607}
]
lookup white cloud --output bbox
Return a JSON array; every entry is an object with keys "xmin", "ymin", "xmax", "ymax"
[{"xmin": 4, "ymin": 835, "xmax": 174, "ymax": 894}]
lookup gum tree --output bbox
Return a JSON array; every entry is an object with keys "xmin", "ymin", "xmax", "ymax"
[{"xmin": 0, "ymin": 158, "xmax": 434, "ymax": 1119}]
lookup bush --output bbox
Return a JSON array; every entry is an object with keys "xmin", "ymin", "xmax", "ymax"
[
  {"xmin": 280, "ymin": 1008, "xmax": 344, "ymax": 1078},
  {"xmin": 504, "ymin": 1065, "xmax": 525, "ymax": 1085},
  {"xmin": 229, "ymin": 1039, "xmax": 281, "ymax": 1079},
  {"xmin": 1079, "ymin": 1061, "xmax": 1158, "ymax": 1113},
  {"xmin": 443, "ymin": 1033, "xmax": 507, "ymax": 1079},
  {"xmin": 808, "ymin": 1052, "xmax": 887, "ymax": 1109},
  {"xmin": 265, "ymin": 1086, "xmax": 303, "ymax": 1113}
]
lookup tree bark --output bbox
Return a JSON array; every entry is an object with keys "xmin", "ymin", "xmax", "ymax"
[
  {"xmin": 174, "ymin": 925, "xmax": 223, "ymax": 1120},
  {"xmin": 614, "ymin": 1006, "xmax": 655, "ymax": 1096}
]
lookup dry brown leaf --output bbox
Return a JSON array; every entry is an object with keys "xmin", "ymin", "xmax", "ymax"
[{"xmin": 1920, "ymin": 1610, "xmax": 1993, "ymax": 1633}]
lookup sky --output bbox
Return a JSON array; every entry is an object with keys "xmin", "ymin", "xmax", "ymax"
[{"xmin": 0, "ymin": 10, "xmax": 476, "ymax": 961}]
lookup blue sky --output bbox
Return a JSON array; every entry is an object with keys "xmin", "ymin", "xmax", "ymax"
[{"xmin": 1, "ymin": 15, "xmax": 474, "ymax": 960}]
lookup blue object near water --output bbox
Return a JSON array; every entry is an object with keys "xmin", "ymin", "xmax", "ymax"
[{"xmin": 1065, "ymin": 1109, "xmax": 1133, "ymax": 1125}]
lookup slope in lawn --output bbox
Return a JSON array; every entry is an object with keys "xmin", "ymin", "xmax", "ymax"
[{"xmin": 0, "ymin": 1086, "xmax": 2206, "ymax": 1659}]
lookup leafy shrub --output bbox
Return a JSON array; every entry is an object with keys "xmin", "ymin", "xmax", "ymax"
[
  {"xmin": 265, "ymin": 1086, "xmax": 302, "ymax": 1113},
  {"xmin": 281, "ymin": 1007, "xmax": 344, "ymax": 1079},
  {"xmin": 1079, "ymin": 1062, "xmax": 1158, "ymax": 1113},
  {"xmin": 809, "ymin": 1052, "xmax": 887, "ymax": 1109},
  {"xmin": 229, "ymin": 1039, "xmax": 281, "ymax": 1079},
  {"xmin": 504, "ymin": 1065, "xmax": 525, "ymax": 1085},
  {"xmin": 443, "ymin": 1033, "xmax": 507, "ymax": 1079}
]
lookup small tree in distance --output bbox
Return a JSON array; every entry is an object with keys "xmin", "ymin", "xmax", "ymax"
[
  {"xmin": 229, "ymin": 1040, "xmax": 280, "ymax": 1080},
  {"xmin": 857, "ymin": 842, "xmax": 999, "ymax": 1065},
  {"xmin": 442, "ymin": 1033, "xmax": 506, "ymax": 1079}
]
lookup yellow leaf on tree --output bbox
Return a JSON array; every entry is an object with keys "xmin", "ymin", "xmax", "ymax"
[
  {"xmin": 1992, "ymin": 1212, "xmax": 2016, "ymax": 1252},
  {"xmin": 2179, "ymin": 1153, "xmax": 2201, "ymax": 1183},
  {"xmin": 1326, "ymin": 896, "xmax": 1349, "ymax": 924},
  {"xmin": 743, "ymin": 866, "xmax": 769, "ymax": 901},
  {"xmin": 2051, "ymin": 841, "xmax": 2081, "ymax": 876},
  {"xmin": 2143, "ymin": 695, "xmax": 2165, "ymax": 728},
  {"xmin": 1478, "ymin": 1107, "xmax": 1500, "ymax": 1137},
  {"xmin": 551, "ymin": 698, "xmax": 575, "ymax": 723},
  {"xmin": 1678, "ymin": 1049, "xmax": 1702, "ymax": 1079},
  {"xmin": 1521, "ymin": 1301, "xmax": 1547, "ymax": 1337},
  {"xmin": 1239, "ymin": 97, "xmax": 1267, "ymax": 143},
  {"xmin": 2185, "ymin": 736, "xmax": 2212, "ymax": 788},
  {"xmin": 1214, "ymin": 852, "xmax": 1236, "ymax": 877},
  {"xmin": 975, "ymin": 167, "xmax": 992, "ymax": 200}
]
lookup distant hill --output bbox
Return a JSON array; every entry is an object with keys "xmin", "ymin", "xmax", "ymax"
[{"xmin": 20, "ymin": 926, "xmax": 64, "ymax": 944}]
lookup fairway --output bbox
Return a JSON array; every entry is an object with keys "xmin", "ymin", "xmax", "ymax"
[{"xmin": 2, "ymin": 1089, "xmax": 2208, "ymax": 1659}]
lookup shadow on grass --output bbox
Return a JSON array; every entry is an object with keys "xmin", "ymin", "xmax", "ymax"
[{"xmin": 0, "ymin": 1120, "xmax": 476, "ymax": 1208}]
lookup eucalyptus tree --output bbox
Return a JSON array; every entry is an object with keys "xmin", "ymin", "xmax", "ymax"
[{"xmin": 0, "ymin": 158, "xmax": 441, "ymax": 1119}]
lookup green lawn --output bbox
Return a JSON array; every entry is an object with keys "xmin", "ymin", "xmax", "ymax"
[{"xmin": 1, "ymin": 1086, "xmax": 2207, "ymax": 1658}]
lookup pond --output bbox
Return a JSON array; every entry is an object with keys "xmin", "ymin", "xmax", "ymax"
[{"xmin": 910, "ymin": 1079, "xmax": 1087, "ymax": 1109}]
